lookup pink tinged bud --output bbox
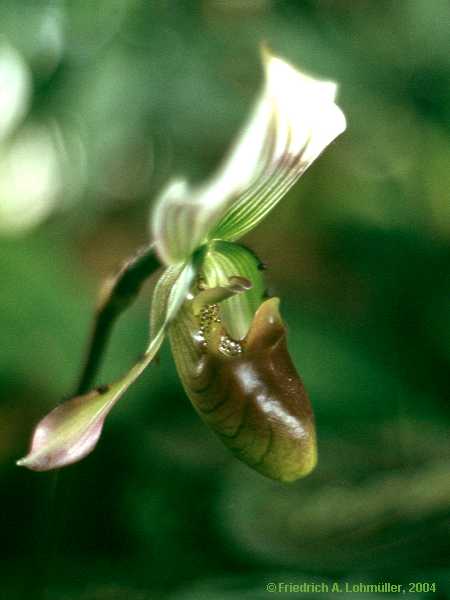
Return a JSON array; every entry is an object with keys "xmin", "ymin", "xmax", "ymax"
[{"xmin": 16, "ymin": 387, "xmax": 116, "ymax": 471}]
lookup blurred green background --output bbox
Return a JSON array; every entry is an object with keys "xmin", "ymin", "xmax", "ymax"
[{"xmin": 1, "ymin": 1, "xmax": 449, "ymax": 599}]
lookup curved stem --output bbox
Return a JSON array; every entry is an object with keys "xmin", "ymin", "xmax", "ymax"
[{"xmin": 75, "ymin": 243, "xmax": 161, "ymax": 395}]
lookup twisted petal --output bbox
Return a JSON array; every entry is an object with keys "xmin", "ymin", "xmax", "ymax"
[
  {"xmin": 17, "ymin": 260, "xmax": 196, "ymax": 471},
  {"xmin": 152, "ymin": 48, "xmax": 346, "ymax": 264}
]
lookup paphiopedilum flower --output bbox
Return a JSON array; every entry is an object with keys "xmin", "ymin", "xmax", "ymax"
[{"xmin": 18, "ymin": 49, "xmax": 346, "ymax": 482}]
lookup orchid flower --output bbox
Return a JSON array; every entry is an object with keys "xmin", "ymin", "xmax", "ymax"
[{"xmin": 18, "ymin": 49, "xmax": 346, "ymax": 482}]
